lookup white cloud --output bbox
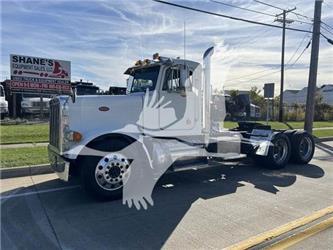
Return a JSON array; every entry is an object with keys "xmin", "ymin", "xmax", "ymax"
[{"xmin": 1, "ymin": 0, "xmax": 332, "ymax": 92}]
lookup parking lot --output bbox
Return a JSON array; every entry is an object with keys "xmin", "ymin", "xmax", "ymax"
[{"xmin": 1, "ymin": 141, "xmax": 332, "ymax": 249}]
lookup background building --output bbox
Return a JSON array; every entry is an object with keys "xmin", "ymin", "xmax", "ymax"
[{"xmin": 283, "ymin": 84, "xmax": 333, "ymax": 105}]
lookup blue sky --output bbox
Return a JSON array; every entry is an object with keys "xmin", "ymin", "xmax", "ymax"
[{"xmin": 1, "ymin": 0, "xmax": 333, "ymax": 92}]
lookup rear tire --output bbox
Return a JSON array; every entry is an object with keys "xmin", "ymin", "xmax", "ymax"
[
  {"xmin": 290, "ymin": 131, "xmax": 315, "ymax": 164},
  {"xmin": 253, "ymin": 133, "xmax": 291, "ymax": 169}
]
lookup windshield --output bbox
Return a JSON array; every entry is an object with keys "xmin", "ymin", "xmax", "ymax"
[{"xmin": 130, "ymin": 66, "xmax": 160, "ymax": 93}]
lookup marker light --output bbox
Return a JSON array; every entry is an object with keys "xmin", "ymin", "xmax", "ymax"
[
  {"xmin": 73, "ymin": 131, "xmax": 83, "ymax": 142},
  {"xmin": 153, "ymin": 53, "xmax": 160, "ymax": 60}
]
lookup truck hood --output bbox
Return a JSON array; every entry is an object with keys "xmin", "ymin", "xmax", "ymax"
[{"xmin": 68, "ymin": 94, "xmax": 144, "ymax": 139}]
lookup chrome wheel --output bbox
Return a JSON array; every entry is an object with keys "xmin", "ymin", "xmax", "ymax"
[
  {"xmin": 95, "ymin": 153, "xmax": 131, "ymax": 191},
  {"xmin": 299, "ymin": 136, "xmax": 313, "ymax": 160},
  {"xmin": 273, "ymin": 138, "xmax": 288, "ymax": 165}
]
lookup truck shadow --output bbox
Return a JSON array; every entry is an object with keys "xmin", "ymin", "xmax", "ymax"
[{"xmin": 1, "ymin": 162, "xmax": 325, "ymax": 249}]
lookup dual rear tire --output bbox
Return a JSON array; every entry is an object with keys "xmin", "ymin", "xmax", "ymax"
[{"xmin": 253, "ymin": 131, "xmax": 314, "ymax": 169}]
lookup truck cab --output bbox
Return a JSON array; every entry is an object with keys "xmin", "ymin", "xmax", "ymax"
[{"xmin": 48, "ymin": 48, "xmax": 315, "ymax": 207}]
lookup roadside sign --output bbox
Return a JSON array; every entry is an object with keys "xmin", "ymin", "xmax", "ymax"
[
  {"xmin": 264, "ymin": 83, "xmax": 275, "ymax": 98},
  {"xmin": 9, "ymin": 54, "xmax": 71, "ymax": 94}
]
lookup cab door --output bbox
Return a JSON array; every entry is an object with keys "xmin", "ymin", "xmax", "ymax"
[{"xmin": 159, "ymin": 66, "xmax": 196, "ymax": 131}]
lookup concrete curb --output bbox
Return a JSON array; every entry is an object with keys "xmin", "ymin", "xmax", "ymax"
[
  {"xmin": 314, "ymin": 136, "xmax": 333, "ymax": 143},
  {"xmin": 0, "ymin": 164, "xmax": 53, "ymax": 179}
]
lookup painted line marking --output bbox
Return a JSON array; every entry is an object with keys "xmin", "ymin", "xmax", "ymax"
[
  {"xmin": 224, "ymin": 205, "xmax": 333, "ymax": 250},
  {"xmin": 0, "ymin": 185, "xmax": 81, "ymax": 200},
  {"xmin": 268, "ymin": 216, "xmax": 333, "ymax": 250}
]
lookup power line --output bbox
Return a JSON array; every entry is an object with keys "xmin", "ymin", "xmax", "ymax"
[
  {"xmin": 321, "ymin": 24, "xmax": 333, "ymax": 36},
  {"xmin": 287, "ymin": 40, "xmax": 311, "ymax": 67},
  {"xmin": 291, "ymin": 12, "xmax": 312, "ymax": 21},
  {"xmin": 224, "ymin": 32, "xmax": 311, "ymax": 83},
  {"xmin": 321, "ymin": 21, "xmax": 333, "ymax": 31},
  {"xmin": 320, "ymin": 32, "xmax": 333, "ymax": 45},
  {"xmin": 211, "ymin": 0, "xmax": 275, "ymax": 17},
  {"xmin": 254, "ymin": 0, "xmax": 313, "ymax": 25},
  {"xmin": 285, "ymin": 32, "xmax": 310, "ymax": 65},
  {"xmin": 153, "ymin": 0, "xmax": 312, "ymax": 34},
  {"xmin": 254, "ymin": 0, "xmax": 284, "ymax": 11},
  {"xmin": 224, "ymin": 39, "xmax": 311, "ymax": 85},
  {"xmin": 225, "ymin": 68, "xmax": 276, "ymax": 82},
  {"xmin": 212, "ymin": 0, "xmax": 312, "ymax": 25}
]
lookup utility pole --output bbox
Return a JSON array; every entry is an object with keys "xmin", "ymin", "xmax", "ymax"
[
  {"xmin": 304, "ymin": 0, "xmax": 323, "ymax": 134},
  {"xmin": 275, "ymin": 8, "xmax": 296, "ymax": 122}
]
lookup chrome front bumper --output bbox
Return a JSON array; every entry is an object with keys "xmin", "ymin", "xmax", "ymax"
[{"xmin": 48, "ymin": 144, "xmax": 70, "ymax": 181}]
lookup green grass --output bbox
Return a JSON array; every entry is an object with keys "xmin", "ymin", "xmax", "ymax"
[
  {"xmin": 0, "ymin": 146, "xmax": 48, "ymax": 168},
  {"xmin": 223, "ymin": 121, "xmax": 333, "ymax": 130},
  {"xmin": 0, "ymin": 120, "xmax": 332, "ymax": 145},
  {"xmin": 0, "ymin": 123, "xmax": 49, "ymax": 144}
]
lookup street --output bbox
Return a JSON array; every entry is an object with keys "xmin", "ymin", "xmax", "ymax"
[{"xmin": 1, "ymin": 142, "xmax": 333, "ymax": 249}]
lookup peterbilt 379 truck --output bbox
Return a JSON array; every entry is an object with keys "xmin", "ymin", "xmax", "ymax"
[{"xmin": 48, "ymin": 47, "xmax": 315, "ymax": 207}]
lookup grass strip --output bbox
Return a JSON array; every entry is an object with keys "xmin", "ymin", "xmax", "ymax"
[
  {"xmin": 0, "ymin": 146, "xmax": 48, "ymax": 168},
  {"xmin": 0, "ymin": 124, "xmax": 49, "ymax": 144}
]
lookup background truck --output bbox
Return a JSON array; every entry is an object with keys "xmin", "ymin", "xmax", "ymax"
[
  {"xmin": 48, "ymin": 47, "xmax": 315, "ymax": 205},
  {"xmin": 0, "ymin": 85, "xmax": 8, "ymax": 119},
  {"xmin": 21, "ymin": 94, "xmax": 51, "ymax": 115}
]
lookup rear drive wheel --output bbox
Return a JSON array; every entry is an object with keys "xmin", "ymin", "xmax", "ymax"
[
  {"xmin": 254, "ymin": 133, "xmax": 291, "ymax": 169},
  {"xmin": 290, "ymin": 131, "xmax": 315, "ymax": 164}
]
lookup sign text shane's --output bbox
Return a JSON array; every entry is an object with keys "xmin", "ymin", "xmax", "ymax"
[{"xmin": 10, "ymin": 54, "xmax": 71, "ymax": 83}]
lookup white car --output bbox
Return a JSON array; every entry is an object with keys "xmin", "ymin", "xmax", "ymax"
[{"xmin": 0, "ymin": 85, "xmax": 8, "ymax": 119}]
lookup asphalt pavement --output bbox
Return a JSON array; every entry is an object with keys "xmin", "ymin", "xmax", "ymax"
[{"xmin": 1, "ymin": 142, "xmax": 333, "ymax": 249}]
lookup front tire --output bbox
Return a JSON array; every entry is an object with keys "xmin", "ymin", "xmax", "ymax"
[{"xmin": 80, "ymin": 137, "xmax": 133, "ymax": 200}]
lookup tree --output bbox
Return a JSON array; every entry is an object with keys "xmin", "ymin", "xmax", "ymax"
[{"xmin": 229, "ymin": 89, "xmax": 239, "ymax": 102}]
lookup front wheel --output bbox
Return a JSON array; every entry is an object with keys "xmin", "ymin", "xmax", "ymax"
[
  {"xmin": 80, "ymin": 152, "xmax": 132, "ymax": 200},
  {"xmin": 80, "ymin": 137, "xmax": 133, "ymax": 200},
  {"xmin": 253, "ymin": 133, "xmax": 291, "ymax": 169}
]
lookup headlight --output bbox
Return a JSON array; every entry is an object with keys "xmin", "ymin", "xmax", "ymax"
[
  {"xmin": 21, "ymin": 102, "xmax": 31, "ymax": 107},
  {"xmin": 61, "ymin": 101, "xmax": 82, "ymax": 152}
]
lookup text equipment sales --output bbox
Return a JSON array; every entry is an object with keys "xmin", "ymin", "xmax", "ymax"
[{"xmin": 10, "ymin": 55, "xmax": 71, "ymax": 83}]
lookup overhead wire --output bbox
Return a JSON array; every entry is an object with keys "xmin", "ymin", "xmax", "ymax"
[
  {"xmin": 211, "ymin": 0, "xmax": 276, "ymax": 17},
  {"xmin": 212, "ymin": 0, "xmax": 313, "ymax": 25},
  {"xmin": 153, "ymin": 0, "xmax": 313, "ymax": 34},
  {"xmin": 321, "ymin": 25, "xmax": 333, "ymax": 36},
  {"xmin": 321, "ymin": 21, "xmax": 333, "ymax": 31},
  {"xmin": 224, "ymin": 30, "xmax": 311, "ymax": 83},
  {"xmin": 224, "ymin": 38, "xmax": 312, "ymax": 85}
]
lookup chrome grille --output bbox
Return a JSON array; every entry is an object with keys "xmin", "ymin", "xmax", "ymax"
[{"xmin": 49, "ymin": 98, "xmax": 61, "ymax": 149}]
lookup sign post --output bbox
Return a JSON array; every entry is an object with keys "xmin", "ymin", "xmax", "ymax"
[{"xmin": 264, "ymin": 83, "xmax": 275, "ymax": 124}]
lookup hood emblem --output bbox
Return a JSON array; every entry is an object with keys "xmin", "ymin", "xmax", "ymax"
[{"xmin": 98, "ymin": 106, "xmax": 110, "ymax": 112}]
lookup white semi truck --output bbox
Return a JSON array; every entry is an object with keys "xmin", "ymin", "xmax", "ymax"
[{"xmin": 48, "ymin": 48, "xmax": 315, "ymax": 206}]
